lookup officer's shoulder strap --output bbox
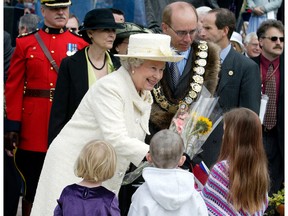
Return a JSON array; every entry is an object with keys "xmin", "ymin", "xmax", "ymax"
[
  {"xmin": 68, "ymin": 29, "xmax": 84, "ymax": 38},
  {"xmin": 18, "ymin": 28, "xmax": 40, "ymax": 38}
]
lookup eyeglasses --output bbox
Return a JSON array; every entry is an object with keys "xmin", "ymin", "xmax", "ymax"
[
  {"xmin": 166, "ymin": 23, "xmax": 196, "ymax": 38},
  {"xmin": 262, "ymin": 36, "xmax": 284, "ymax": 42}
]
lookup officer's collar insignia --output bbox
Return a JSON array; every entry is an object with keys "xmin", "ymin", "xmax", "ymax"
[{"xmin": 42, "ymin": 25, "xmax": 67, "ymax": 34}]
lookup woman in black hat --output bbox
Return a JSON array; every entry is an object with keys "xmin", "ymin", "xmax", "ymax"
[{"xmin": 48, "ymin": 8, "xmax": 124, "ymax": 145}]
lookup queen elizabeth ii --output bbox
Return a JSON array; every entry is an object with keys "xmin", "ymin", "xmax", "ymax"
[{"xmin": 31, "ymin": 33, "xmax": 183, "ymax": 215}]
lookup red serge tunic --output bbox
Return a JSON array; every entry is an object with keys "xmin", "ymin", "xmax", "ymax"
[{"xmin": 5, "ymin": 26, "xmax": 88, "ymax": 152}]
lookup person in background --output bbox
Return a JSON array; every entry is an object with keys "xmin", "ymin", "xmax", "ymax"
[
  {"xmin": 195, "ymin": 6, "xmax": 212, "ymax": 40},
  {"xmin": 4, "ymin": 0, "xmax": 87, "ymax": 215},
  {"xmin": 251, "ymin": 19, "xmax": 284, "ymax": 195},
  {"xmin": 4, "ymin": 31, "xmax": 22, "ymax": 216},
  {"xmin": 110, "ymin": 7, "xmax": 125, "ymax": 23},
  {"xmin": 110, "ymin": 22, "xmax": 147, "ymax": 55},
  {"xmin": 18, "ymin": 13, "xmax": 41, "ymax": 35},
  {"xmin": 201, "ymin": 108, "xmax": 269, "ymax": 215},
  {"xmin": 243, "ymin": 32, "xmax": 261, "ymax": 58},
  {"xmin": 48, "ymin": 8, "xmax": 123, "ymax": 145},
  {"xmin": 217, "ymin": 0, "xmax": 243, "ymax": 19},
  {"xmin": 54, "ymin": 140, "xmax": 120, "ymax": 216},
  {"xmin": 15, "ymin": 0, "xmax": 35, "ymax": 14},
  {"xmin": 4, "ymin": 31, "xmax": 15, "ymax": 83},
  {"xmin": 4, "ymin": 13, "xmax": 40, "ymax": 216},
  {"xmin": 31, "ymin": 33, "xmax": 183, "ymax": 216},
  {"xmin": 66, "ymin": 13, "xmax": 79, "ymax": 33},
  {"xmin": 4, "ymin": 0, "xmax": 11, "ymax": 6},
  {"xmin": 128, "ymin": 129, "xmax": 208, "ymax": 216},
  {"xmin": 246, "ymin": 0, "xmax": 283, "ymax": 34},
  {"xmin": 199, "ymin": 8, "xmax": 261, "ymax": 168},
  {"xmin": 230, "ymin": 31, "xmax": 244, "ymax": 53}
]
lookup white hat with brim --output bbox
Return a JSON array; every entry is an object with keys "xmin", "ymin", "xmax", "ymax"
[
  {"xmin": 230, "ymin": 31, "xmax": 244, "ymax": 47},
  {"xmin": 115, "ymin": 33, "xmax": 184, "ymax": 62}
]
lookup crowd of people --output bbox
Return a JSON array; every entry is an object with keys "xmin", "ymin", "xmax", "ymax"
[{"xmin": 3, "ymin": 0, "xmax": 284, "ymax": 216}]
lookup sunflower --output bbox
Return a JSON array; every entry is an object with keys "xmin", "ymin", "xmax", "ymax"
[{"xmin": 192, "ymin": 116, "xmax": 212, "ymax": 136}]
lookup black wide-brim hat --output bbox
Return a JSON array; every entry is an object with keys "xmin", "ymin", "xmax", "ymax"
[
  {"xmin": 78, "ymin": 8, "xmax": 124, "ymax": 35},
  {"xmin": 41, "ymin": 0, "xmax": 71, "ymax": 8}
]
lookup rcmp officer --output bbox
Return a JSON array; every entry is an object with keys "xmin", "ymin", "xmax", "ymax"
[{"xmin": 4, "ymin": 0, "xmax": 87, "ymax": 215}]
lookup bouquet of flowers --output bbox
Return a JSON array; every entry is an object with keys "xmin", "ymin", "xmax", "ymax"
[
  {"xmin": 169, "ymin": 86, "xmax": 223, "ymax": 160},
  {"xmin": 122, "ymin": 87, "xmax": 222, "ymax": 186},
  {"xmin": 169, "ymin": 86, "xmax": 222, "ymax": 189}
]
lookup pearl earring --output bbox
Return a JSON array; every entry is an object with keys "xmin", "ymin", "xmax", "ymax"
[{"xmin": 132, "ymin": 70, "xmax": 135, "ymax": 74}]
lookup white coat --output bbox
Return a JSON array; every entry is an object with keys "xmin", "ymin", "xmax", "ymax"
[{"xmin": 31, "ymin": 67, "xmax": 151, "ymax": 216}]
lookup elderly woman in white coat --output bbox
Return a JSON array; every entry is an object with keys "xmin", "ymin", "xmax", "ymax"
[{"xmin": 30, "ymin": 33, "xmax": 183, "ymax": 216}]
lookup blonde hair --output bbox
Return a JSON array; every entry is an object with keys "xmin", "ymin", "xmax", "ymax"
[
  {"xmin": 150, "ymin": 129, "xmax": 184, "ymax": 168},
  {"xmin": 74, "ymin": 140, "xmax": 117, "ymax": 182},
  {"xmin": 219, "ymin": 108, "xmax": 270, "ymax": 213}
]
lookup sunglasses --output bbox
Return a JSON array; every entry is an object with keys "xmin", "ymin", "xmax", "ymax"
[{"xmin": 262, "ymin": 36, "xmax": 284, "ymax": 42}]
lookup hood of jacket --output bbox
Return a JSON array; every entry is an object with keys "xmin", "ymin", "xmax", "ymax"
[{"xmin": 142, "ymin": 167, "xmax": 197, "ymax": 211}]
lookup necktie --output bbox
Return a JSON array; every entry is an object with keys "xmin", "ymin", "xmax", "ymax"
[
  {"xmin": 263, "ymin": 64, "xmax": 277, "ymax": 129},
  {"xmin": 170, "ymin": 62, "xmax": 180, "ymax": 87}
]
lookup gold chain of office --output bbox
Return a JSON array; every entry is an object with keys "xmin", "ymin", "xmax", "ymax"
[{"xmin": 152, "ymin": 40, "xmax": 209, "ymax": 113}]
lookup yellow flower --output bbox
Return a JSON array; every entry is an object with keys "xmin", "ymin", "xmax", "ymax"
[{"xmin": 192, "ymin": 116, "xmax": 212, "ymax": 136}]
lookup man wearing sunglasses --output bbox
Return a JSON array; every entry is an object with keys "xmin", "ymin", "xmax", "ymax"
[{"xmin": 252, "ymin": 19, "xmax": 284, "ymax": 196}]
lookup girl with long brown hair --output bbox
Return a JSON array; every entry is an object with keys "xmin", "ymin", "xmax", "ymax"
[{"xmin": 201, "ymin": 108, "xmax": 270, "ymax": 215}]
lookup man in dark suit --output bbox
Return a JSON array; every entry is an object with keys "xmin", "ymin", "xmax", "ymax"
[
  {"xmin": 252, "ymin": 20, "xmax": 284, "ymax": 195},
  {"xmin": 200, "ymin": 8, "xmax": 261, "ymax": 168},
  {"xmin": 148, "ymin": 1, "xmax": 221, "ymax": 137}
]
